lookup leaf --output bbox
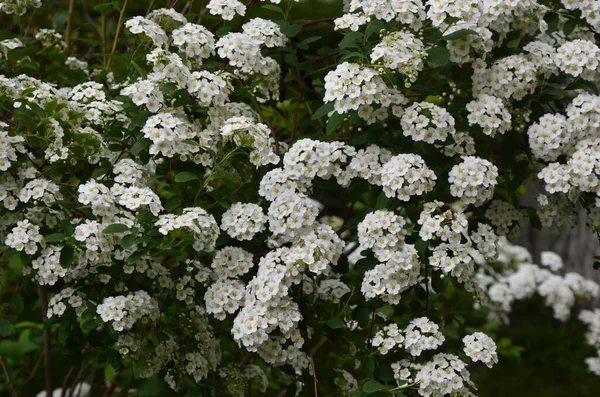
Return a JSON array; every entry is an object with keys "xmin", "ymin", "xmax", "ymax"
[
  {"xmin": 10, "ymin": 295, "xmax": 24, "ymax": 315},
  {"xmin": 261, "ymin": 4, "xmax": 285, "ymax": 15},
  {"xmin": 279, "ymin": 23, "xmax": 302, "ymax": 37},
  {"xmin": 44, "ymin": 233, "xmax": 65, "ymax": 243},
  {"xmin": 297, "ymin": 36, "xmax": 321, "ymax": 49},
  {"xmin": 312, "ymin": 102, "xmax": 334, "ymax": 120},
  {"xmin": 52, "ymin": 10, "xmax": 69, "ymax": 32},
  {"xmin": 563, "ymin": 19, "xmax": 578, "ymax": 36},
  {"xmin": 102, "ymin": 223, "xmax": 130, "ymax": 234},
  {"xmin": 339, "ymin": 32, "xmax": 363, "ymax": 49},
  {"xmin": 427, "ymin": 46, "xmax": 450, "ymax": 66},
  {"xmin": 443, "ymin": 29, "xmax": 478, "ymax": 41},
  {"xmin": 174, "ymin": 171, "xmax": 199, "ymax": 183},
  {"xmin": 131, "ymin": 138, "xmax": 152, "ymax": 155},
  {"xmin": 506, "ymin": 38, "xmax": 520, "ymax": 48},
  {"xmin": 542, "ymin": 89, "xmax": 569, "ymax": 97},
  {"xmin": 120, "ymin": 235, "xmax": 135, "ymax": 250},
  {"xmin": 0, "ymin": 320, "xmax": 12, "ymax": 337},
  {"xmin": 60, "ymin": 245, "xmax": 74, "ymax": 268},
  {"xmin": 375, "ymin": 192, "xmax": 389, "ymax": 210},
  {"xmin": 91, "ymin": 167, "xmax": 109, "ymax": 179},
  {"xmin": 361, "ymin": 357, "xmax": 375, "ymax": 378},
  {"xmin": 326, "ymin": 112, "xmax": 345, "ymax": 136},
  {"xmin": 164, "ymin": 195, "xmax": 182, "ymax": 212},
  {"xmin": 363, "ymin": 380, "xmax": 384, "ymax": 393},
  {"xmin": 544, "ymin": 12, "xmax": 559, "ymax": 34},
  {"xmin": 325, "ymin": 317, "xmax": 345, "ymax": 329}
]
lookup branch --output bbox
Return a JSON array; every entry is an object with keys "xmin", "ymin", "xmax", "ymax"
[
  {"xmin": 64, "ymin": 0, "xmax": 76, "ymax": 54},
  {"xmin": 37, "ymin": 285, "xmax": 52, "ymax": 397},
  {"xmin": 0, "ymin": 355, "xmax": 17, "ymax": 397}
]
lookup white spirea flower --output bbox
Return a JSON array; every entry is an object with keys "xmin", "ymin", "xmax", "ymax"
[
  {"xmin": 0, "ymin": 0, "xmax": 41, "ymax": 15},
  {"xmin": 426, "ymin": 0, "xmax": 481, "ymax": 27},
  {"xmin": 448, "ymin": 156, "xmax": 498, "ymax": 206},
  {"xmin": 358, "ymin": 210, "xmax": 407, "ymax": 260},
  {"xmin": 206, "ymin": 0, "xmax": 246, "ymax": 20},
  {"xmin": 472, "ymin": 55, "xmax": 537, "ymax": 100},
  {"xmin": 211, "ymin": 246, "xmax": 254, "ymax": 279},
  {"xmin": 155, "ymin": 207, "xmax": 219, "ymax": 252},
  {"xmin": 379, "ymin": 153, "xmax": 436, "ymax": 200},
  {"xmin": 172, "ymin": 23, "xmax": 215, "ymax": 61},
  {"xmin": 528, "ymin": 114, "xmax": 570, "ymax": 161},
  {"xmin": 267, "ymin": 193, "xmax": 319, "ymax": 242},
  {"xmin": 403, "ymin": 317, "xmax": 445, "ymax": 356},
  {"xmin": 96, "ymin": 291, "xmax": 159, "ymax": 332},
  {"xmin": 205, "ymin": 279, "xmax": 246, "ymax": 320},
  {"xmin": 242, "ymin": 18, "xmax": 287, "ymax": 48},
  {"xmin": 485, "ymin": 200, "xmax": 521, "ymax": 238},
  {"xmin": 125, "ymin": 16, "xmax": 168, "ymax": 47},
  {"xmin": 221, "ymin": 202, "xmax": 267, "ymax": 240},
  {"xmin": 370, "ymin": 30, "xmax": 425, "ymax": 81},
  {"xmin": 5, "ymin": 219, "xmax": 43, "ymax": 255},
  {"xmin": 555, "ymin": 40, "xmax": 600, "ymax": 77},
  {"xmin": 361, "ymin": 245, "xmax": 420, "ymax": 304},
  {"xmin": 401, "ymin": 102, "xmax": 455, "ymax": 144},
  {"xmin": 466, "ymin": 94, "xmax": 512, "ymax": 137},
  {"xmin": 372, "ymin": 323, "xmax": 405, "ymax": 355},
  {"xmin": 463, "ymin": 332, "xmax": 498, "ymax": 368},
  {"xmin": 220, "ymin": 116, "xmax": 279, "ymax": 167}
]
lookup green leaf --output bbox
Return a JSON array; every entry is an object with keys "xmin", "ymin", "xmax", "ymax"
[
  {"xmin": 326, "ymin": 112, "xmax": 345, "ymax": 136},
  {"xmin": 361, "ymin": 357, "xmax": 375, "ymax": 378},
  {"xmin": 175, "ymin": 171, "xmax": 199, "ymax": 183},
  {"xmin": 563, "ymin": 19, "xmax": 578, "ymax": 36},
  {"xmin": 131, "ymin": 138, "xmax": 152, "ymax": 155},
  {"xmin": 52, "ymin": 10, "xmax": 69, "ymax": 32},
  {"xmin": 506, "ymin": 38, "xmax": 520, "ymax": 48},
  {"xmin": 120, "ymin": 235, "xmax": 135, "ymax": 250},
  {"xmin": 261, "ymin": 4, "xmax": 285, "ymax": 15},
  {"xmin": 164, "ymin": 195, "xmax": 182, "ymax": 212},
  {"xmin": 10, "ymin": 295, "xmax": 24, "ymax": 315},
  {"xmin": 375, "ymin": 192, "xmax": 389, "ymax": 210},
  {"xmin": 297, "ymin": 36, "xmax": 321, "ymax": 49},
  {"xmin": 427, "ymin": 46, "xmax": 450, "ymax": 66},
  {"xmin": 0, "ymin": 319, "xmax": 13, "ymax": 337},
  {"xmin": 91, "ymin": 167, "xmax": 109, "ymax": 179},
  {"xmin": 81, "ymin": 319, "xmax": 97, "ymax": 332},
  {"xmin": 442, "ymin": 29, "xmax": 478, "ymax": 41},
  {"xmin": 542, "ymin": 89, "xmax": 569, "ymax": 97},
  {"xmin": 312, "ymin": 102, "xmax": 334, "ymax": 120},
  {"xmin": 44, "ymin": 233, "xmax": 65, "ymax": 243},
  {"xmin": 102, "ymin": 223, "xmax": 130, "ymax": 234},
  {"xmin": 60, "ymin": 245, "xmax": 74, "ymax": 268},
  {"xmin": 279, "ymin": 23, "xmax": 302, "ymax": 37},
  {"xmin": 544, "ymin": 12, "xmax": 559, "ymax": 34},
  {"xmin": 363, "ymin": 380, "xmax": 384, "ymax": 393},
  {"xmin": 339, "ymin": 32, "xmax": 363, "ymax": 49},
  {"xmin": 325, "ymin": 317, "xmax": 345, "ymax": 329}
]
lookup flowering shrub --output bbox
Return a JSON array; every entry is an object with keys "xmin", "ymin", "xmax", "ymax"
[{"xmin": 1, "ymin": 0, "xmax": 600, "ymax": 396}]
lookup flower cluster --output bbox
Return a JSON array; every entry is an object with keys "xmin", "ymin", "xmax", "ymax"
[
  {"xmin": 462, "ymin": 332, "xmax": 498, "ymax": 368},
  {"xmin": 448, "ymin": 156, "xmax": 498, "ymax": 206},
  {"xmin": 97, "ymin": 291, "xmax": 160, "ymax": 331},
  {"xmin": 400, "ymin": 102, "xmax": 456, "ymax": 144}
]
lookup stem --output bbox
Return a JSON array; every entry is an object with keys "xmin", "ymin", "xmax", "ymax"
[
  {"xmin": 108, "ymin": 0, "xmax": 130, "ymax": 69},
  {"xmin": 37, "ymin": 285, "xmax": 52, "ymax": 397},
  {"xmin": 64, "ymin": 0, "xmax": 76, "ymax": 54},
  {"xmin": 0, "ymin": 355, "xmax": 17, "ymax": 397}
]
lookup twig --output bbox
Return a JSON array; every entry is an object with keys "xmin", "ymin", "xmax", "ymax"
[
  {"xmin": 37, "ymin": 285, "xmax": 52, "ymax": 397},
  {"xmin": 0, "ymin": 355, "xmax": 17, "ymax": 397},
  {"xmin": 309, "ymin": 354, "xmax": 318, "ymax": 397},
  {"xmin": 102, "ymin": 382, "xmax": 117, "ymax": 397},
  {"xmin": 366, "ymin": 311, "xmax": 376, "ymax": 345},
  {"xmin": 67, "ymin": 367, "xmax": 87, "ymax": 397},
  {"xmin": 60, "ymin": 368, "xmax": 75, "ymax": 397},
  {"xmin": 107, "ymin": 0, "xmax": 130, "ymax": 69},
  {"xmin": 64, "ymin": 0, "xmax": 76, "ymax": 54}
]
